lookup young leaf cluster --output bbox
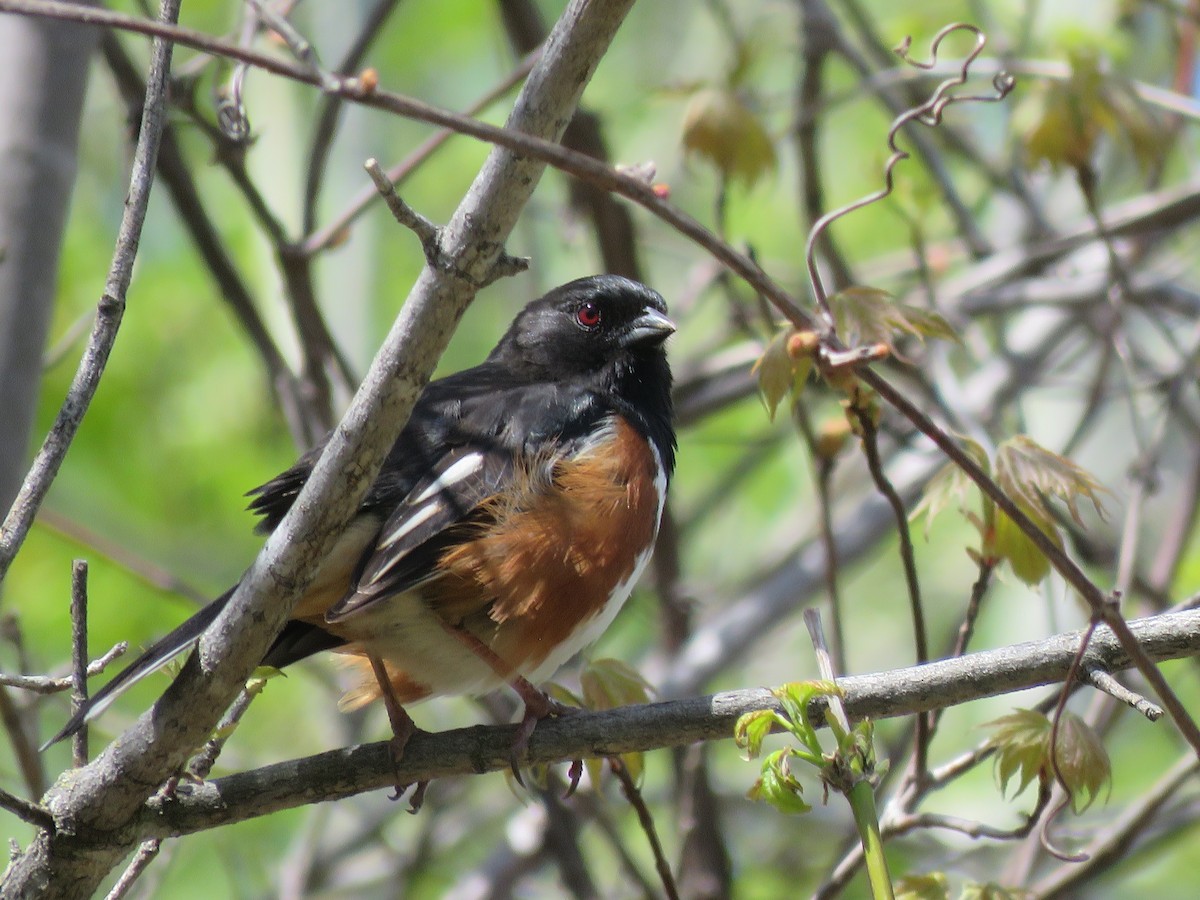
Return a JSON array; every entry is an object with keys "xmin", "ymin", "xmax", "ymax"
[{"xmin": 913, "ymin": 435, "xmax": 1108, "ymax": 585}]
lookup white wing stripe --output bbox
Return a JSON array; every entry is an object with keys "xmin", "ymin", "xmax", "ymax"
[
  {"xmin": 412, "ymin": 451, "xmax": 486, "ymax": 505},
  {"xmin": 377, "ymin": 501, "xmax": 441, "ymax": 553}
]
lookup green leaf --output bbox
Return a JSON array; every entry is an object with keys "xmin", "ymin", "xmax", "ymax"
[
  {"xmin": 1019, "ymin": 47, "xmax": 1164, "ymax": 173},
  {"xmin": 911, "ymin": 450, "xmax": 986, "ymax": 539},
  {"xmin": 250, "ymin": 665, "xmax": 286, "ymax": 683},
  {"xmin": 579, "ymin": 657, "xmax": 653, "ymax": 711},
  {"xmin": 983, "ymin": 709, "xmax": 1051, "ymax": 799},
  {"xmin": 1019, "ymin": 48, "xmax": 1108, "ymax": 171},
  {"xmin": 961, "ymin": 883, "xmax": 1034, "ymax": 900},
  {"xmin": 1054, "ymin": 711, "xmax": 1112, "ymax": 813},
  {"xmin": 910, "ymin": 437, "xmax": 990, "ymax": 541},
  {"xmin": 545, "ymin": 681, "xmax": 584, "ymax": 709},
  {"xmin": 988, "ymin": 435, "xmax": 1107, "ymax": 584},
  {"xmin": 752, "ymin": 328, "xmax": 812, "ymax": 420},
  {"xmin": 773, "ymin": 680, "xmax": 840, "ymax": 749},
  {"xmin": 624, "ymin": 752, "xmax": 646, "ymax": 786},
  {"xmin": 994, "ymin": 435, "xmax": 1108, "ymax": 527},
  {"xmin": 830, "ymin": 286, "xmax": 959, "ymax": 361},
  {"xmin": 681, "ymin": 86, "xmax": 777, "ymax": 186},
  {"xmin": 585, "ymin": 757, "xmax": 605, "ymax": 791},
  {"xmin": 989, "ymin": 506, "xmax": 1059, "ymax": 585},
  {"xmin": 747, "ymin": 748, "xmax": 811, "ymax": 814},
  {"xmin": 734, "ymin": 709, "xmax": 778, "ymax": 760},
  {"xmin": 899, "ymin": 305, "xmax": 960, "ymax": 344},
  {"xmin": 895, "ymin": 872, "xmax": 950, "ymax": 900},
  {"xmin": 841, "ymin": 719, "xmax": 879, "ymax": 777},
  {"xmin": 574, "ymin": 660, "xmax": 651, "ymax": 787}
]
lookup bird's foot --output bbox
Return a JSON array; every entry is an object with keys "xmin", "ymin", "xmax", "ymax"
[
  {"xmin": 508, "ymin": 677, "xmax": 581, "ymax": 790},
  {"xmin": 368, "ymin": 654, "xmax": 428, "ymax": 810}
]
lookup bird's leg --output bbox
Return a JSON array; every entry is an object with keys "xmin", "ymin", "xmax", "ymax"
[
  {"xmin": 367, "ymin": 654, "xmax": 427, "ymax": 809},
  {"xmin": 505, "ymin": 672, "xmax": 583, "ymax": 792},
  {"xmin": 442, "ymin": 624, "xmax": 579, "ymax": 787}
]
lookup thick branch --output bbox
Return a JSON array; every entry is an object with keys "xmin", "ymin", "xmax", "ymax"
[{"xmin": 5, "ymin": 3, "xmax": 637, "ymax": 898}]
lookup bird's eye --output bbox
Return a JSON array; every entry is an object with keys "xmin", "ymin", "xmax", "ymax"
[{"xmin": 576, "ymin": 302, "xmax": 602, "ymax": 330}]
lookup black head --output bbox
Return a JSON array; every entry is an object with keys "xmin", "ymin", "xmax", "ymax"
[
  {"xmin": 489, "ymin": 275, "xmax": 674, "ymax": 379},
  {"xmin": 488, "ymin": 275, "xmax": 676, "ymax": 474}
]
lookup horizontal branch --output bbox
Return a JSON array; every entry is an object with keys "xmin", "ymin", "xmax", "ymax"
[
  {"xmin": 0, "ymin": 642, "xmax": 126, "ymax": 694},
  {"xmin": 127, "ymin": 608, "xmax": 1200, "ymax": 839}
]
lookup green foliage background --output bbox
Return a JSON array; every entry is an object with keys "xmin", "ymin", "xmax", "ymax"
[{"xmin": 4, "ymin": 0, "xmax": 1200, "ymax": 896}]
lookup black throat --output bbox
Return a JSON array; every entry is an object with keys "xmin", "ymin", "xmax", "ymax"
[{"xmin": 600, "ymin": 347, "xmax": 676, "ymax": 478}]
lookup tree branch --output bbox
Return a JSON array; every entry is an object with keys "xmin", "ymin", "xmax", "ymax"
[
  {"xmin": 0, "ymin": 2, "xmax": 172, "ymax": 584},
  {"xmin": 117, "ymin": 609, "xmax": 1200, "ymax": 839},
  {"xmin": 4, "ymin": 2, "xmax": 639, "ymax": 897}
]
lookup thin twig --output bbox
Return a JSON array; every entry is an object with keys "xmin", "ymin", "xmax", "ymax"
[
  {"xmin": 1034, "ymin": 754, "xmax": 1200, "ymax": 897},
  {"xmin": 0, "ymin": 680, "xmax": 45, "ymax": 800},
  {"xmin": 1080, "ymin": 667, "xmax": 1163, "ymax": 721},
  {"xmin": 0, "ymin": 0, "xmax": 177, "ymax": 583},
  {"xmin": 0, "ymin": 642, "xmax": 127, "ymax": 694},
  {"xmin": 610, "ymin": 756, "xmax": 680, "ymax": 900},
  {"xmin": 245, "ymin": 0, "xmax": 337, "ymax": 90},
  {"xmin": 365, "ymin": 159, "xmax": 528, "ymax": 285},
  {"xmin": 850, "ymin": 405, "xmax": 930, "ymax": 777},
  {"xmin": 925, "ymin": 558, "xmax": 995, "ymax": 743},
  {"xmin": 1038, "ymin": 791, "xmax": 1090, "ymax": 863},
  {"xmin": 103, "ymin": 839, "xmax": 163, "ymax": 900},
  {"xmin": 186, "ymin": 677, "xmax": 269, "ymax": 782},
  {"xmin": 805, "ymin": 22, "xmax": 1014, "ymax": 317},
  {"xmin": 70, "ymin": 559, "xmax": 88, "ymax": 767},
  {"xmin": 1044, "ymin": 620, "xmax": 1101, "ymax": 858},
  {"xmin": 573, "ymin": 788, "xmax": 662, "ymax": 899},
  {"xmin": 860, "ymin": 367, "xmax": 1200, "ymax": 757},
  {"xmin": 301, "ymin": 0, "xmax": 401, "ymax": 234},
  {"xmin": 364, "ymin": 160, "xmax": 442, "ymax": 261},
  {"xmin": 793, "ymin": 400, "xmax": 846, "ymax": 672},
  {"xmin": 795, "ymin": 0, "xmax": 855, "ymax": 291},
  {"xmin": 301, "ymin": 48, "xmax": 539, "ymax": 255},
  {"xmin": 0, "ymin": 785, "xmax": 54, "ymax": 830},
  {"xmin": 894, "ymin": 781, "xmax": 1051, "ymax": 844},
  {"xmin": 950, "ymin": 559, "xmax": 995, "ymax": 658},
  {"xmin": 804, "ymin": 609, "xmax": 849, "ymax": 730}
]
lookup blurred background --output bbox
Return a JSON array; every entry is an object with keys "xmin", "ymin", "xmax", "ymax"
[{"xmin": 4, "ymin": 0, "xmax": 1200, "ymax": 896}]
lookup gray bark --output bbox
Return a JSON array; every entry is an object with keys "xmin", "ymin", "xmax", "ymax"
[{"xmin": 2, "ymin": 0, "xmax": 637, "ymax": 896}]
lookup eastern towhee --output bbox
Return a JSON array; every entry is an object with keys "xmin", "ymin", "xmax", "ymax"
[{"xmin": 46, "ymin": 275, "xmax": 676, "ymax": 778}]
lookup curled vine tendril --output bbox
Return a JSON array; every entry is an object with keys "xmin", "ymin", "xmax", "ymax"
[
  {"xmin": 805, "ymin": 22, "xmax": 1015, "ymax": 324},
  {"xmin": 216, "ymin": 63, "xmax": 252, "ymax": 144}
]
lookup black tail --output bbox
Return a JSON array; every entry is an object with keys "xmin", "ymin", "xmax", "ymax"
[{"xmin": 40, "ymin": 587, "xmax": 235, "ymax": 750}]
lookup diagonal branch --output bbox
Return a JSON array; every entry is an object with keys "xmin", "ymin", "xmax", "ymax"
[
  {"xmin": 4, "ymin": 3, "xmax": 640, "ymax": 898},
  {"xmin": 0, "ymin": 1, "xmax": 175, "ymax": 584}
]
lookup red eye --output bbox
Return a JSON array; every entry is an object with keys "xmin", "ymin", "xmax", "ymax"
[{"xmin": 576, "ymin": 302, "xmax": 602, "ymax": 329}]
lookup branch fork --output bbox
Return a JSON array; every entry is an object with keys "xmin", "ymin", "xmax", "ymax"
[{"xmin": 365, "ymin": 158, "xmax": 529, "ymax": 288}]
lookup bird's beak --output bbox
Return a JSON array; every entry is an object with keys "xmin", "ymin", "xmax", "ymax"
[{"xmin": 624, "ymin": 307, "xmax": 676, "ymax": 346}]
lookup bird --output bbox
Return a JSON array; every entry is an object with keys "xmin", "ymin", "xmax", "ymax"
[{"xmin": 44, "ymin": 274, "xmax": 676, "ymax": 785}]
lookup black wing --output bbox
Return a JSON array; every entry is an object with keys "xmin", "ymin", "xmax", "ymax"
[{"xmin": 323, "ymin": 376, "xmax": 613, "ymax": 623}]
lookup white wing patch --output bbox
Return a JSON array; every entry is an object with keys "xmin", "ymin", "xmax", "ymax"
[
  {"xmin": 376, "ymin": 451, "xmax": 486, "ymax": 553},
  {"xmin": 412, "ymin": 450, "xmax": 485, "ymax": 504},
  {"xmin": 376, "ymin": 502, "xmax": 441, "ymax": 555}
]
